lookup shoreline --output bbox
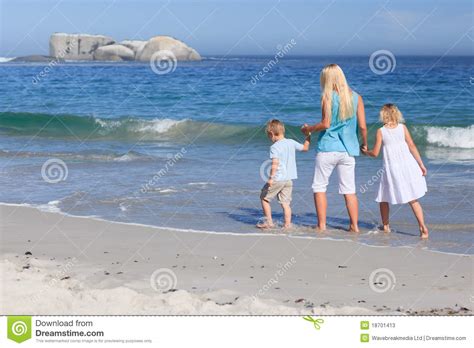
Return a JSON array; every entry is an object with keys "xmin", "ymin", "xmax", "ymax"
[
  {"xmin": 1, "ymin": 203, "xmax": 472, "ymax": 315},
  {"xmin": 1, "ymin": 202, "xmax": 471, "ymax": 258}
]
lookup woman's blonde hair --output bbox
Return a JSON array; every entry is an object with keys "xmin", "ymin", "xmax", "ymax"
[
  {"xmin": 320, "ymin": 64, "xmax": 354, "ymax": 121},
  {"xmin": 379, "ymin": 104, "xmax": 404, "ymax": 124}
]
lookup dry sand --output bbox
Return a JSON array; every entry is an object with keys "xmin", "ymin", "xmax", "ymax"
[{"xmin": 1, "ymin": 204, "xmax": 472, "ymax": 315}]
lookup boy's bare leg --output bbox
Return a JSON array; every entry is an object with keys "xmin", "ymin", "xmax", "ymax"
[
  {"xmin": 281, "ymin": 203, "xmax": 292, "ymax": 228},
  {"xmin": 344, "ymin": 194, "xmax": 359, "ymax": 232},
  {"xmin": 409, "ymin": 200, "xmax": 429, "ymax": 238},
  {"xmin": 379, "ymin": 202, "xmax": 390, "ymax": 232},
  {"xmin": 257, "ymin": 199, "xmax": 275, "ymax": 228},
  {"xmin": 314, "ymin": 192, "xmax": 327, "ymax": 231}
]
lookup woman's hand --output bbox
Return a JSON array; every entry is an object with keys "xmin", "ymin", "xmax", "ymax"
[{"xmin": 301, "ymin": 124, "xmax": 311, "ymax": 135}]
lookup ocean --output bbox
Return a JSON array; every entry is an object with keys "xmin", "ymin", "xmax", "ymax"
[{"xmin": 0, "ymin": 56, "xmax": 472, "ymax": 254}]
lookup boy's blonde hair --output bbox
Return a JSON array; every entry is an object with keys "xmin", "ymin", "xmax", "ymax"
[
  {"xmin": 266, "ymin": 119, "xmax": 285, "ymax": 136},
  {"xmin": 379, "ymin": 104, "xmax": 405, "ymax": 124},
  {"xmin": 320, "ymin": 64, "xmax": 354, "ymax": 121}
]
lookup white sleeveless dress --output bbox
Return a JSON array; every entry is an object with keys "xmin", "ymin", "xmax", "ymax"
[{"xmin": 376, "ymin": 124, "xmax": 427, "ymax": 204}]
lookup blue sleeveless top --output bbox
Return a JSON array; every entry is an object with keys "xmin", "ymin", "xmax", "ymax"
[{"xmin": 316, "ymin": 91, "xmax": 360, "ymax": 156}]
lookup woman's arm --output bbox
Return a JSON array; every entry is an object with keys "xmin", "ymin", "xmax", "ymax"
[
  {"xmin": 357, "ymin": 95, "xmax": 368, "ymax": 150},
  {"xmin": 301, "ymin": 98, "xmax": 331, "ymax": 134},
  {"xmin": 364, "ymin": 128, "xmax": 382, "ymax": 157},
  {"xmin": 403, "ymin": 125, "xmax": 427, "ymax": 175}
]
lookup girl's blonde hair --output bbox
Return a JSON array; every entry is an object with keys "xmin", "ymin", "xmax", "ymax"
[
  {"xmin": 379, "ymin": 104, "xmax": 405, "ymax": 124},
  {"xmin": 320, "ymin": 64, "xmax": 354, "ymax": 121}
]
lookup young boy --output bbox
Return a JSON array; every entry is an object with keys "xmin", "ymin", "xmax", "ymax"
[{"xmin": 257, "ymin": 119, "xmax": 311, "ymax": 229}]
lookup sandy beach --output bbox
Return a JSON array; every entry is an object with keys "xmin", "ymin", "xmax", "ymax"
[{"xmin": 1, "ymin": 203, "xmax": 471, "ymax": 315}]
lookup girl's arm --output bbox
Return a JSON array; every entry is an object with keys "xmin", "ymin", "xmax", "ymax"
[
  {"xmin": 301, "ymin": 98, "xmax": 331, "ymax": 134},
  {"xmin": 357, "ymin": 95, "xmax": 368, "ymax": 150},
  {"xmin": 403, "ymin": 125, "xmax": 427, "ymax": 175},
  {"xmin": 364, "ymin": 128, "xmax": 382, "ymax": 157}
]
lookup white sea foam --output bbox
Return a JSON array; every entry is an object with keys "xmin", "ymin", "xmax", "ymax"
[
  {"xmin": 425, "ymin": 125, "xmax": 474, "ymax": 149},
  {"xmin": 0, "ymin": 57, "xmax": 15, "ymax": 63},
  {"xmin": 36, "ymin": 200, "xmax": 61, "ymax": 213},
  {"xmin": 132, "ymin": 118, "xmax": 188, "ymax": 134}
]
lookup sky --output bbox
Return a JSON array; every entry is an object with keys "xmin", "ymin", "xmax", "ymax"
[{"xmin": 0, "ymin": 0, "xmax": 472, "ymax": 57}]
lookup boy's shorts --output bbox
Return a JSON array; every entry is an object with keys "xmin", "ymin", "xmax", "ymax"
[{"xmin": 260, "ymin": 180, "xmax": 293, "ymax": 204}]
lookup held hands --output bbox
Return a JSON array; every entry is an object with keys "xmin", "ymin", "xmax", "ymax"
[
  {"xmin": 301, "ymin": 124, "xmax": 311, "ymax": 136},
  {"xmin": 360, "ymin": 144, "xmax": 368, "ymax": 155},
  {"xmin": 267, "ymin": 178, "xmax": 274, "ymax": 187}
]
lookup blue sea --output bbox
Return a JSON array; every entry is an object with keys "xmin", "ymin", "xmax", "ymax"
[{"xmin": 0, "ymin": 56, "xmax": 472, "ymax": 254}]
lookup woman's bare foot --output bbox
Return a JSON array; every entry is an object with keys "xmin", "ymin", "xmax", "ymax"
[
  {"xmin": 382, "ymin": 224, "xmax": 391, "ymax": 233},
  {"xmin": 314, "ymin": 224, "xmax": 326, "ymax": 232},
  {"xmin": 420, "ymin": 225, "xmax": 429, "ymax": 239},
  {"xmin": 348, "ymin": 224, "xmax": 359, "ymax": 233},
  {"xmin": 256, "ymin": 222, "xmax": 275, "ymax": 229},
  {"xmin": 282, "ymin": 223, "xmax": 292, "ymax": 230}
]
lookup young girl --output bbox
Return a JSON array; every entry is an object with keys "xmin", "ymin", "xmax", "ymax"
[{"xmin": 363, "ymin": 104, "xmax": 429, "ymax": 238}]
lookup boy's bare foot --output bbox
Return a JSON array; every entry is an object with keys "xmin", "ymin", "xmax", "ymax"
[
  {"xmin": 282, "ymin": 223, "xmax": 292, "ymax": 230},
  {"xmin": 382, "ymin": 224, "xmax": 391, "ymax": 233},
  {"xmin": 348, "ymin": 224, "xmax": 360, "ymax": 233},
  {"xmin": 256, "ymin": 222, "xmax": 275, "ymax": 229},
  {"xmin": 420, "ymin": 225, "xmax": 429, "ymax": 239}
]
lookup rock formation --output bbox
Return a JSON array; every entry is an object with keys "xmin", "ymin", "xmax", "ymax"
[
  {"xmin": 48, "ymin": 33, "xmax": 201, "ymax": 62},
  {"xmin": 49, "ymin": 33, "xmax": 115, "ymax": 60},
  {"xmin": 119, "ymin": 40, "xmax": 146, "ymax": 58},
  {"xmin": 93, "ymin": 44, "xmax": 135, "ymax": 61},
  {"xmin": 136, "ymin": 36, "xmax": 201, "ymax": 61}
]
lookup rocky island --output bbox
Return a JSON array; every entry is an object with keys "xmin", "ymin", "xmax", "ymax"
[{"xmin": 11, "ymin": 33, "xmax": 201, "ymax": 62}]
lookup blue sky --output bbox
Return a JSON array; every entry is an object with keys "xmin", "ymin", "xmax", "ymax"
[{"xmin": 1, "ymin": 0, "xmax": 472, "ymax": 56}]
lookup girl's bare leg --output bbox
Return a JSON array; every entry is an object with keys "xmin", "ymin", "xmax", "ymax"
[
  {"xmin": 409, "ymin": 200, "xmax": 429, "ymax": 238},
  {"xmin": 314, "ymin": 192, "xmax": 327, "ymax": 231},
  {"xmin": 379, "ymin": 202, "xmax": 390, "ymax": 232},
  {"xmin": 344, "ymin": 194, "xmax": 359, "ymax": 232}
]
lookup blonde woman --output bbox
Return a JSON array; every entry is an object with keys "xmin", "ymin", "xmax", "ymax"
[
  {"xmin": 362, "ymin": 104, "xmax": 428, "ymax": 238},
  {"xmin": 301, "ymin": 64, "xmax": 367, "ymax": 232}
]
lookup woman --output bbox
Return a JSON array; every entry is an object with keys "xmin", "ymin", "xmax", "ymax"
[{"xmin": 301, "ymin": 64, "xmax": 367, "ymax": 232}]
